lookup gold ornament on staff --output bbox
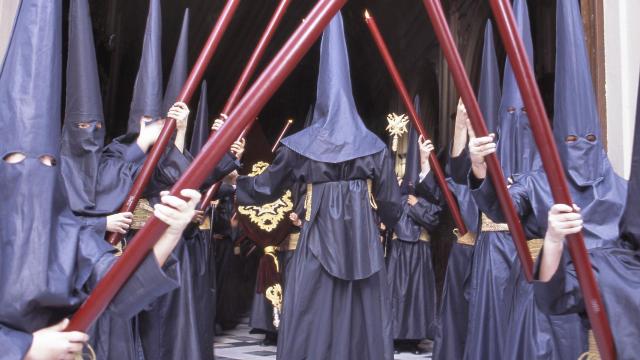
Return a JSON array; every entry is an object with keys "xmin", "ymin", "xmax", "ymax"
[{"xmin": 386, "ymin": 113, "xmax": 410, "ymax": 152}]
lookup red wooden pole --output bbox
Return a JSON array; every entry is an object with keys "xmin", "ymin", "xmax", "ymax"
[
  {"xmin": 221, "ymin": 0, "xmax": 292, "ymax": 115},
  {"xmin": 488, "ymin": 0, "xmax": 615, "ymax": 357},
  {"xmin": 421, "ymin": 0, "xmax": 532, "ymax": 281},
  {"xmin": 198, "ymin": 0, "xmax": 292, "ymax": 212},
  {"xmin": 272, "ymin": 118, "xmax": 294, "ymax": 153},
  {"xmin": 106, "ymin": 0, "xmax": 241, "ymax": 246},
  {"xmin": 364, "ymin": 10, "xmax": 468, "ymax": 235},
  {"xmin": 67, "ymin": 0, "xmax": 347, "ymax": 332}
]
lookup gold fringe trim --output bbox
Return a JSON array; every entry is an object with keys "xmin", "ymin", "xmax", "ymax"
[
  {"xmin": 578, "ymin": 330, "xmax": 601, "ymax": 360},
  {"xmin": 131, "ymin": 198, "xmax": 154, "ymax": 229},
  {"xmin": 481, "ymin": 213, "xmax": 509, "ymax": 232},
  {"xmin": 527, "ymin": 239, "xmax": 544, "ymax": 262},
  {"xmin": 454, "ymin": 228, "xmax": 476, "ymax": 246},
  {"xmin": 367, "ymin": 179, "xmax": 378, "ymax": 210},
  {"xmin": 304, "ymin": 183, "xmax": 312, "ymax": 221}
]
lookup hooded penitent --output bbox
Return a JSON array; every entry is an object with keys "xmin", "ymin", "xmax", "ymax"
[
  {"xmin": 496, "ymin": 0, "xmax": 540, "ymax": 179},
  {"xmin": 620, "ymin": 75, "xmax": 640, "ymax": 250},
  {"xmin": 189, "ymin": 80, "xmax": 209, "ymax": 155},
  {"xmin": 162, "ymin": 8, "xmax": 189, "ymax": 114},
  {"xmin": 0, "ymin": 0, "xmax": 109, "ymax": 347},
  {"xmin": 433, "ymin": 20, "xmax": 495, "ymax": 360},
  {"xmin": 463, "ymin": 3, "xmax": 542, "ymax": 359},
  {"xmin": 280, "ymin": 12, "xmax": 385, "ymax": 163},
  {"xmin": 60, "ymin": 0, "xmax": 106, "ymax": 214},
  {"xmin": 552, "ymin": 0, "xmax": 626, "ymax": 247},
  {"xmin": 127, "ymin": 0, "xmax": 163, "ymax": 133}
]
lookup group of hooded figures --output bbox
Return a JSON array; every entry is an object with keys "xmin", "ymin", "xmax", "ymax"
[{"xmin": 1, "ymin": 0, "xmax": 640, "ymax": 359}]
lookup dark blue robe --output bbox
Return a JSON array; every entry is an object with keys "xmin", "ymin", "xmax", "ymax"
[
  {"xmin": 386, "ymin": 172, "xmax": 441, "ymax": 340},
  {"xmin": 534, "ymin": 243, "xmax": 640, "ymax": 360},
  {"xmin": 469, "ymin": 168, "xmax": 626, "ymax": 359},
  {"xmin": 429, "ymin": 148, "xmax": 478, "ymax": 360},
  {"xmin": 138, "ymin": 147, "xmax": 239, "ymax": 360},
  {"xmin": 236, "ymin": 146, "xmax": 402, "ymax": 359}
]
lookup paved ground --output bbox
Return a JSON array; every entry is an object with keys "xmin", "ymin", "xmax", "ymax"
[{"xmin": 214, "ymin": 321, "xmax": 433, "ymax": 360}]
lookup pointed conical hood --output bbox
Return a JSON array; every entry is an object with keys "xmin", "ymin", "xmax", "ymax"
[
  {"xmin": 0, "ymin": 0, "xmax": 62, "ymax": 156},
  {"xmin": 281, "ymin": 12, "xmax": 385, "ymax": 162},
  {"xmin": 127, "ymin": 0, "xmax": 163, "ymax": 133},
  {"xmin": 402, "ymin": 96, "xmax": 421, "ymax": 191},
  {"xmin": 64, "ymin": 0, "xmax": 103, "ymax": 125},
  {"xmin": 189, "ymin": 81, "xmax": 209, "ymax": 155},
  {"xmin": 554, "ymin": 0, "xmax": 607, "ymax": 186},
  {"xmin": 620, "ymin": 75, "xmax": 640, "ymax": 249},
  {"xmin": 0, "ymin": 0, "xmax": 89, "ymax": 331},
  {"xmin": 60, "ymin": 0, "xmax": 106, "ymax": 213},
  {"xmin": 478, "ymin": 21, "xmax": 501, "ymax": 133},
  {"xmin": 163, "ymin": 8, "xmax": 189, "ymax": 114},
  {"xmin": 496, "ymin": 0, "xmax": 540, "ymax": 178}
]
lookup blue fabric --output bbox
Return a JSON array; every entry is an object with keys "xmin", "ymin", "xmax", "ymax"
[
  {"xmin": 477, "ymin": 21, "xmax": 501, "ymax": 133},
  {"xmin": 281, "ymin": 12, "xmax": 385, "ymax": 163},
  {"xmin": 60, "ymin": 0, "xmax": 106, "ymax": 214},
  {"xmin": 189, "ymin": 81, "xmax": 209, "ymax": 155},
  {"xmin": 496, "ymin": 0, "xmax": 540, "ymax": 178},
  {"xmin": 162, "ymin": 8, "xmax": 189, "ymax": 114},
  {"xmin": 0, "ymin": 0, "xmax": 61, "ymax": 157},
  {"xmin": 620, "ymin": 74, "xmax": 640, "ymax": 249},
  {"xmin": 127, "ymin": 0, "xmax": 163, "ymax": 133},
  {"xmin": 554, "ymin": 0, "xmax": 618, "ymax": 188}
]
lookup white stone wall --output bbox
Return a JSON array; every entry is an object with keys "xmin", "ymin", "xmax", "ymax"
[
  {"xmin": 604, "ymin": 0, "xmax": 640, "ymax": 178},
  {"xmin": 0, "ymin": 0, "xmax": 22, "ymax": 70}
]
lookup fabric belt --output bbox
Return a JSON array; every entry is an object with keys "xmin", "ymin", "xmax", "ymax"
[
  {"xmin": 392, "ymin": 228, "xmax": 431, "ymax": 242},
  {"xmin": 131, "ymin": 198, "xmax": 153, "ymax": 229},
  {"xmin": 527, "ymin": 239, "xmax": 544, "ymax": 262},
  {"xmin": 480, "ymin": 213, "xmax": 509, "ymax": 232},
  {"xmin": 279, "ymin": 233, "xmax": 299, "ymax": 251},
  {"xmin": 454, "ymin": 228, "xmax": 476, "ymax": 246}
]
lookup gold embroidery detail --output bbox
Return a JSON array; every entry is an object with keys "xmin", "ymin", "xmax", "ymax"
[
  {"xmin": 265, "ymin": 283, "xmax": 283, "ymax": 328},
  {"xmin": 237, "ymin": 161, "xmax": 294, "ymax": 232},
  {"xmin": 131, "ymin": 198, "xmax": 154, "ymax": 229},
  {"xmin": 481, "ymin": 213, "xmax": 509, "ymax": 232},
  {"xmin": 386, "ymin": 113, "xmax": 410, "ymax": 152},
  {"xmin": 454, "ymin": 228, "xmax": 476, "ymax": 246},
  {"xmin": 527, "ymin": 239, "xmax": 544, "ymax": 262},
  {"xmin": 264, "ymin": 246, "xmax": 280, "ymax": 273}
]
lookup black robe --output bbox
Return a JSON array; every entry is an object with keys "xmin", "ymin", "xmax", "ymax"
[
  {"xmin": 236, "ymin": 146, "xmax": 402, "ymax": 359},
  {"xmin": 386, "ymin": 172, "xmax": 441, "ymax": 340},
  {"xmin": 534, "ymin": 243, "xmax": 640, "ymax": 360}
]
